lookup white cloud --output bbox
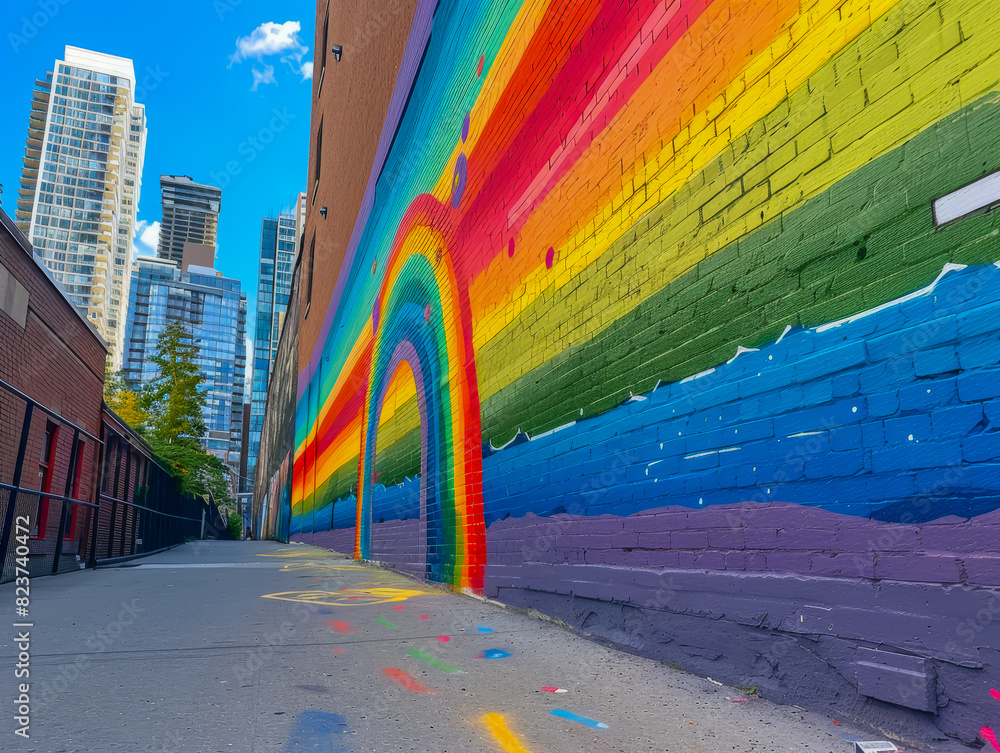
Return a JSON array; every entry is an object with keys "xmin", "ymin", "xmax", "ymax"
[
  {"xmin": 250, "ymin": 64, "xmax": 276, "ymax": 91},
  {"xmin": 230, "ymin": 21, "xmax": 307, "ymax": 65},
  {"xmin": 132, "ymin": 220, "xmax": 160, "ymax": 257},
  {"xmin": 230, "ymin": 21, "xmax": 310, "ymax": 89}
]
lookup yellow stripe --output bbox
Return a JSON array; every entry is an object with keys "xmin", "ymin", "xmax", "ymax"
[
  {"xmin": 471, "ymin": 0, "xmax": 902, "ymax": 357},
  {"xmin": 474, "ymin": 0, "xmax": 1000, "ymax": 404},
  {"xmin": 481, "ymin": 713, "xmax": 534, "ymax": 753}
]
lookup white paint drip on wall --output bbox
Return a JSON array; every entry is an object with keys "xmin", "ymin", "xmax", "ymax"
[{"xmin": 814, "ymin": 262, "xmax": 967, "ymax": 333}]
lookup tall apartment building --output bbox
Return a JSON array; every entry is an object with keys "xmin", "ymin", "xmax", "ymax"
[
  {"xmin": 15, "ymin": 46, "xmax": 146, "ymax": 368},
  {"xmin": 122, "ymin": 246, "xmax": 247, "ymax": 483},
  {"xmin": 245, "ymin": 194, "xmax": 305, "ymax": 493},
  {"xmin": 156, "ymin": 176, "xmax": 220, "ymax": 265}
]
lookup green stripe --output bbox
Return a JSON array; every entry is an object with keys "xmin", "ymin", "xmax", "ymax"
[
  {"xmin": 406, "ymin": 648, "xmax": 464, "ymax": 674},
  {"xmin": 481, "ymin": 93, "xmax": 1000, "ymax": 443}
]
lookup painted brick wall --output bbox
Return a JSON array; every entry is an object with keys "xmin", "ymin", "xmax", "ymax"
[{"xmin": 284, "ymin": 0, "xmax": 1000, "ymax": 744}]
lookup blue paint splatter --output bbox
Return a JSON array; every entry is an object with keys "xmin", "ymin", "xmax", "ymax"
[
  {"xmin": 477, "ymin": 626, "xmax": 494, "ymax": 634},
  {"xmin": 317, "ymin": 609, "xmax": 333, "ymax": 615},
  {"xmin": 550, "ymin": 709, "xmax": 608, "ymax": 729},
  {"xmin": 285, "ymin": 711, "xmax": 352, "ymax": 751},
  {"xmin": 482, "ymin": 649, "xmax": 511, "ymax": 659}
]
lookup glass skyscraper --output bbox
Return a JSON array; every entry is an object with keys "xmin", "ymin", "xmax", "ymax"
[
  {"xmin": 157, "ymin": 176, "xmax": 221, "ymax": 265},
  {"xmin": 123, "ymin": 255, "xmax": 248, "ymax": 480},
  {"xmin": 15, "ymin": 46, "xmax": 146, "ymax": 368},
  {"xmin": 246, "ymin": 195, "xmax": 304, "ymax": 493}
]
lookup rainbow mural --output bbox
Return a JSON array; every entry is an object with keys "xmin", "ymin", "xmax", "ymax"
[
  {"xmin": 293, "ymin": 0, "xmax": 1000, "ymax": 595},
  {"xmin": 285, "ymin": 0, "xmax": 1000, "ymax": 739}
]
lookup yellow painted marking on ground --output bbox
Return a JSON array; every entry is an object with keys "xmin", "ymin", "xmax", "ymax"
[
  {"xmin": 260, "ymin": 587, "xmax": 433, "ymax": 606},
  {"xmin": 278, "ymin": 562, "xmax": 360, "ymax": 572},
  {"xmin": 256, "ymin": 550, "xmax": 320, "ymax": 558},
  {"xmin": 481, "ymin": 713, "xmax": 535, "ymax": 753}
]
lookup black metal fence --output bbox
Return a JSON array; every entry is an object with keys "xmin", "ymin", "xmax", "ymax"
[
  {"xmin": 95, "ymin": 414, "xmax": 228, "ymax": 565},
  {"xmin": 0, "ymin": 378, "xmax": 226, "ymax": 584}
]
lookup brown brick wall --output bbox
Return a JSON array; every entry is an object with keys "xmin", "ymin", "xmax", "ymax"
[{"xmin": 298, "ymin": 0, "xmax": 419, "ymax": 366}]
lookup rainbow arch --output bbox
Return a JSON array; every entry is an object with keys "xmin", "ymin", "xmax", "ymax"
[{"xmin": 356, "ymin": 218, "xmax": 486, "ymax": 592}]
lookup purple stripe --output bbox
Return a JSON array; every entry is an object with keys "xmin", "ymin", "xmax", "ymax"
[{"xmin": 300, "ymin": 0, "xmax": 440, "ymax": 395}]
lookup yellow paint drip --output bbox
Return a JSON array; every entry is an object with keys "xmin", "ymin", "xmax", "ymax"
[{"xmin": 481, "ymin": 713, "xmax": 534, "ymax": 753}]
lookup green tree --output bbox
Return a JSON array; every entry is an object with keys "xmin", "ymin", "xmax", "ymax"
[
  {"xmin": 143, "ymin": 322, "xmax": 207, "ymax": 445},
  {"xmin": 227, "ymin": 512, "xmax": 243, "ymax": 540},
  {"xmin": 141, "ymin": 322, "xmax": 233, "ymax": 508}
]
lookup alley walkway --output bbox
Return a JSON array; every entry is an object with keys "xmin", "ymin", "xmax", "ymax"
[{"xmin": 2, "ymin": 541, "xmax": 884, "ymax": 752}]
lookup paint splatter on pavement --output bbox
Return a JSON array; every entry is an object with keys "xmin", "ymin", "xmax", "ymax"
[
  {"xmin": 481, "ymin": 712, "xmax": 534, "ymax": 752},
  {"xmin": 550, "ymin": 709, "xmax": 609, "ymax": 729},
  {"xmin": 382, "ymin": 667, "xmax": 434, "ymax": 693},
  {"xmin": 406, "ymin": 648, "xmax": 464, "ymax": 674}
]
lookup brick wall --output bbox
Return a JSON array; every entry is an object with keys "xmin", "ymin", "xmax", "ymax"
[
  {"xmin": 0, "ymin": 208, "xmax": 106, "ymax": 571},
  {"xmin": 286, "ymin": 0, "xmax": 1000, "ymax": 744}
]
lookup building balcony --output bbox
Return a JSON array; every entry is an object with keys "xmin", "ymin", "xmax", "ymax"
[{"xmin": 23, "ymin": 155, "xmax": 39, "ymax": 169}]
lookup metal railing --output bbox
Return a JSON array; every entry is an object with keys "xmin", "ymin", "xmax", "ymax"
[
  {"xmin": 94, "ymin": 412, "xmax": 228, "ymax": 564},
  {"xmin": 0, "ymin": 378, "xmax": 227, "ymax": 583},
  {"xmin": 0, "ymin": 379, "xmax": 102, "ymax": 582}
]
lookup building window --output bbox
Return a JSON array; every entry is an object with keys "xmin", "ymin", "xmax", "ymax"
[
  {"xmin": 65, "ymin": 438, "xmax": 85, "ymax": 540},
  {"xmin": 319, "ymin": 5, "xmax": 329, "ymax": 95},
  {"xmin": 305, "ymin": 232, "xmax": 315, "ymax": 316},
  {"xmin": 32, "ymin": 422, "xmax": 59, "ymax": 538},
  {"xmin": 312, "ymin": 119, "xmax": 323, "ymax": 205}
]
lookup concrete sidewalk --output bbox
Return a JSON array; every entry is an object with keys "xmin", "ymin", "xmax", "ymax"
[{"xmin": 1, "ymin": 541, "xmax": 900, "ymax": 752}]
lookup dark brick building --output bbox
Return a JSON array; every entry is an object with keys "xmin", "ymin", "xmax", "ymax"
[{"xmin": 0, "ymin": 208, "xmax": 106, "ymax": 574}]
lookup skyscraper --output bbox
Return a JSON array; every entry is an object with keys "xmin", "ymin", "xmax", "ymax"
[
  {"xmin": 123, "ymin": 247, "xmax": 247, "ymax": 483},
  {"xmin": 246, "ymin": 194, "xmax": 305, "ymax": 493},
  {"xmin": 156, "ymin": 175, "xmax": 221, "ymax": 265},
  {"xmin": 16, "ymin": 46, "xmax": 146, "ymax": 367}
]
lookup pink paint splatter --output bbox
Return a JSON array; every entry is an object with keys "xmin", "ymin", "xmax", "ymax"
[
  {"xmin": 437, "ymin": 636, "xmax": 450, "ymax": 643},
  {"xmin": 982, "ymin": 727, "xmax": 1000, "ymax": 752},
  {"xmin": 325, "ymin": 621, "xmax": 354, "ymax": 634},
  {"xmin": 507, "ymin": 237, "xmax": 515, "ymax": 258},
  {"xmin": 545, "ymin": 246, "xmax": 554, "ymax": 269},
  {"xmin": 419, "ymin": 615, "xmax": 430, "ymax": 619},
  {"xmin": 541, "ymin": 687, "xmax": 568, "ymax": 693},
  {"xmin": 393, "ymin": 605, "xmax": 405, "ymax": 611},
  {"xmin": 331, "ymin": 649, "xmax": 345, "ymax": 653},
  {"xmin": 982, "ymin": 689, "xmax": 1000, "ymax": 751},
  {"xmin": 477, "ymin": 53, "xmax": 484, "ymax": 77},
  {"xmin": 424, "ymin": 304, "xmax": 431, "ymax": 322}
]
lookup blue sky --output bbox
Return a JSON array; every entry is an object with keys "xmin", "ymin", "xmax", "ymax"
[{"xmin": 1, "ymin": 0, "xmax": 316, "ymax": 321}]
